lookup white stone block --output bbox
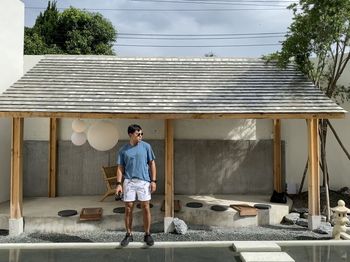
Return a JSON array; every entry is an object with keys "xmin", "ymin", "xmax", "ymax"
[
  {"xmin": 164, "ymin": 217, "xmax": 174, "ymax": 233},
  {"xmin": 308, "ymin": 215, "xmax": 321, "ymax": 230},
  {"xmin": 9, "ymin": 217, "xmax": 24, "ymax": 236},
  {"xmin": 240, "ymin": 252, "xmax": 295, "ymax": 262}
]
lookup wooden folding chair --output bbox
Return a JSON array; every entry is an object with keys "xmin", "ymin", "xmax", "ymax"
[{"xmin": 100, "ymin": 165, "xmax": 118, "ymax": 202}]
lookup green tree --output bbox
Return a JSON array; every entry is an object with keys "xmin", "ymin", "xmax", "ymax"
[
  {"xmin": 266, "ymin": 0, "xmax": 350, "ymax": 219},
  {"xmin": 24, "ymin": 1, "xmax": 117, "ymax": 55}
]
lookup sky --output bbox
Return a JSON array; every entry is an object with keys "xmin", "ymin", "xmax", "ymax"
[{"xmin": 23, "ymin": 0, "xmax": 295, "ymax": 57}]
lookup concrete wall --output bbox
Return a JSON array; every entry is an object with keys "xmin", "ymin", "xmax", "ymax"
[
  {"xmin": 23, "ymin": 139, "xmax": 280, "ymax": 197},
  {"xmin": 0, "ymin": 0, "xmax": 24, "ymax": 203}
]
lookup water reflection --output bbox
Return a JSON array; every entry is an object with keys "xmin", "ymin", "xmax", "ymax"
[
  {"xmin": 0, "ymin": 247, "xmax": 240, "ymax": 262},
  {"xmin": 282, "ymin": 245, "xmax": 350, "ymax": 262}
]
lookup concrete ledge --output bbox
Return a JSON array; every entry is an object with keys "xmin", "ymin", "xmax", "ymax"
[
  {"xmin": 0, "ymin": 195, "xmax": 291, "ymax": 233},
  {"xmin": 0, "ymin": 241, "xmax": 235, "ymax": 250},
  {"xmin": 0, "ymin": 214, "xmax": 9, "ymax": 229},
  {"xmin": 1, "ymin": 240, "xmax": 350, "ymax": 250}
]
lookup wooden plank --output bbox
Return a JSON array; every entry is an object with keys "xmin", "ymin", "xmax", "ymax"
[
  {"xmin": 164, "ymin": 119, "xmax": 174, "ymax": 218},
  {"xmin": 307, "ymin": 118, "xmax": 320, "ymax": 216},
  {"xmin": 10, "ymin": 118, "xmax": 24, "ymax": 219},
  {"xmin": 0, "ymin": 111, "xmax": 346, "ymax": 120},
  {"xmin": 230, "ymin": 204, "xmax": 258, "ymax": 216},
  {"xmin": 48, "ymin": 118, "xmax": 58, "ymax": 197},
  {"xmin": 273, "ymin": 119, "xmax": 282, "ymax": 193},
  {"xmin": 79, "ymin": 207, "xmax": 103, "ymax": 221}
]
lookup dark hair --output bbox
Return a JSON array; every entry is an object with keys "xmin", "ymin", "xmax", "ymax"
[{"xmin": 128, "ymin": 124, "xmax": 142, "ymax": 134}]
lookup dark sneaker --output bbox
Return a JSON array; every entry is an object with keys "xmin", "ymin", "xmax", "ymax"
[
  {"xmin": 120, "ymin": 233, "xmax": 133, "ymax": 247},
  {"xmin": 144, "ymin": 234, "xmax": 154, "ymax": 246}
]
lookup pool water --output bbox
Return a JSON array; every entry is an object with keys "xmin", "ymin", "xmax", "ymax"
[
  {"xmin": 1, "ymin": 244, "xmax": 350, "ymax": 262},
  {"xmin": 0, "ymin": 247, "xmax": 241, "ymax": 262}
]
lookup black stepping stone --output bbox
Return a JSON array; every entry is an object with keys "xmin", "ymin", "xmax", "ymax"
[
  {"xmin": 254, "ymin": 204, "xmax": 271, "ymax": 210},
  {"xmin": 0, "ymin": 229, "xmax": 9, "ymax": 236},
  {"xmin": 186, "ymin": 202, "xmax": 203, "ymax": 208},
  {"xmin": 210, "ymin": 205, "xmax": 228, "ymax": 212},
  {"xmin": 57, "ymin": 210, "xmax": 77, "ymax": 217},
  {"xmin": 113, "ymin": 207, "xmax": 125, "ymax": 214}
]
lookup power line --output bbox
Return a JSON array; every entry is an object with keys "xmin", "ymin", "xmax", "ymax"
[
  {"xmin": 129, "ymin": 0, "xmax": 292, "ymax": 7},
  {"xmin": 115, "ymin": 43, "xmax": 280, "ymax": 47},
  {"xmin": 25, "ymin": 6, "xmax": 290, "ymax": 11},
  {"xmin": 118, "ymin": 32, "xmax": 286, "ymax": 36},
  {"xmin": 149, "ymin": 0, "xmax": 295, "ymax": 2},
  {"xmin": 117, "ymin": 35, "xmax": 285, "ymax": 40}
]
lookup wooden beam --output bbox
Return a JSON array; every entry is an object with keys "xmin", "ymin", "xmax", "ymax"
[
  {"xmin": 48, "ymin": 118, "xmax": 58, "ymax": 197},
  {"xmin": 273, "ymin": 119, "xmax": 282, "ymax": 193},
  {"xmin": 307, "ymin": 119, "xmax": 320, "ymax": 218},
  {"xmin": 10, "ymin": 117, "xmax": 23, "ymax": 219},
  {"xmin": 0, "ymin": 111, "xmax": 346, "ymax": 120},
  {"xmin": 164, "ymin": 119, "xmax": 174, "ymax": 218}
]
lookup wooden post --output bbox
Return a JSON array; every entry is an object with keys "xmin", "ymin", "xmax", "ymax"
[
  {"xmin": 10, "ymin": 117, "xmax": 24, "ymax": 219},
  {"xmin": 164, "ymin": 119, "xmax": 174, "ymax": 232},
  {"xmin": 48, "ymin": 118, "xmax": 58, "ymax": 197},
  {"xmin": 273, "ymin": 119, "xmax": 282, "ymax": 193},
  {"xmin": 307, "ymin": 118, "xmax": 320, "ymax": 230}
]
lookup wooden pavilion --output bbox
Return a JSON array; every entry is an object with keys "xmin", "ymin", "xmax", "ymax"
[{"xmin": 0, "ymin": 55, "xmax": 346, "ymax": 234}]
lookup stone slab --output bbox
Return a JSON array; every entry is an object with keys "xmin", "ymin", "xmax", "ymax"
[
  {"xmin": 240, "ymin": 252, "xmax": 295, "ymax": 262},
  {"xmin": 233, "ymin": 241, "xmax": 281, "ymax": 252}
]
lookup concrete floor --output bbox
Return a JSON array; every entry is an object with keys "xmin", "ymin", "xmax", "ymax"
[{"xmin": 0, "ymin": 194, "xmax": 292, "ymax": 233}]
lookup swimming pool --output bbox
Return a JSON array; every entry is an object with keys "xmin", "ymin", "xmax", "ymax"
[{"xmin": 0, "ymin": 241, "xmax": 350, "ymax": 262}]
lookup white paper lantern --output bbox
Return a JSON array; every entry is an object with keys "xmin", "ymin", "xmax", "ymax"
[
  {"xmin": 72, "ymin": 119, "xmax": 87, "ymax": 133},
  {"xmin": 87, "ymin": 120, "xmax": 119, "ymax": 151},
  {"xmin": 71, "ymin": 132, "xmax": 87, "ymax": 146}
]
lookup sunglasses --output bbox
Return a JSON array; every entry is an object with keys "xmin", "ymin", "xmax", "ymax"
[{"xmin": 135, "ymin": 132, "xmax": 143, "ymax": 137}]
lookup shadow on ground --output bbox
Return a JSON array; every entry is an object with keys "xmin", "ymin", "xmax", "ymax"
[{"xmin": 28, "ymin": 233, "xmax": 93, "ymax": 243}]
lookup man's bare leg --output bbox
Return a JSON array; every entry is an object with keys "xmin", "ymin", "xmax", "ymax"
[
  {"xmin": 125, "ymin": 202, "xmax": 134, "ymax": 234},
  {"xmin": 141, "ymin": 201, "xmax": 151, "ymax": 234}
]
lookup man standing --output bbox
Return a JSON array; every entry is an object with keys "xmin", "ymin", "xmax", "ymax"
[{"xmin": 116, "ymin": 124, "xmax": 157, "ymax": 247}]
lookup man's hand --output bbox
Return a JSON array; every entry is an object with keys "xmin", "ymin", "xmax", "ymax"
[
  {"xmin": 150, "ymin": 181, "xmax": 156, "ymax": 193},
  {"xmin": 116, "ymin": 184, "xmax": 123, "ymax": 195}
]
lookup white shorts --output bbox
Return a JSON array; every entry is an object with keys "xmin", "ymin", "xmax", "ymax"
[{"xmin": 123, "ymin": 178, "xmax": 151, "ymax": 202}]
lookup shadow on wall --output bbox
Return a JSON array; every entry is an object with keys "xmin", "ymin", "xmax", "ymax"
[{"xmin": 174, "ymin": 140, "xmax": 278, "ymax": 195}]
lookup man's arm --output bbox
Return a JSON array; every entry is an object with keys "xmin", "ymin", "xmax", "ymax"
[
  {"xmin": 149, "ymin": 160, "xmax": 157, "ymax": 193},
  {"xmin": 116, "ymin": 165, "xmax": 124, "ymax": 195}
]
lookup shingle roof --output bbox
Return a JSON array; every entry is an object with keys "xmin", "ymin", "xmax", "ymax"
[{"xmin": 0, "ymin": 55, "xmax": 346, "ymax": 118}]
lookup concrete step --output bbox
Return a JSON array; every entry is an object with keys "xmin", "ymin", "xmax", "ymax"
[
  {"xmin": 240, "ymin": 252, "xmax": 295, "ymax": 262},
  {"xmin": 233, "ymin": 241, "xmax": 281, "ymax": 252}
]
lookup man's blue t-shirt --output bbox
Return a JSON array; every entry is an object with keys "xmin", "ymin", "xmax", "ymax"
[{"xmin": 117, "ymin": 141, "xmax": 155, "ymax": 182}]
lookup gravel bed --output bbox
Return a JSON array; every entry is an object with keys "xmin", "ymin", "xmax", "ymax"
[{"xmin": 0, "ymin": 223, "xmax": 331, "ymax": 243}]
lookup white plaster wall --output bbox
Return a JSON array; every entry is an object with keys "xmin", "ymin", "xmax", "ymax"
[{"xmin": 0, "ymin": 0, "xmax": 24, "ymax": 202}]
